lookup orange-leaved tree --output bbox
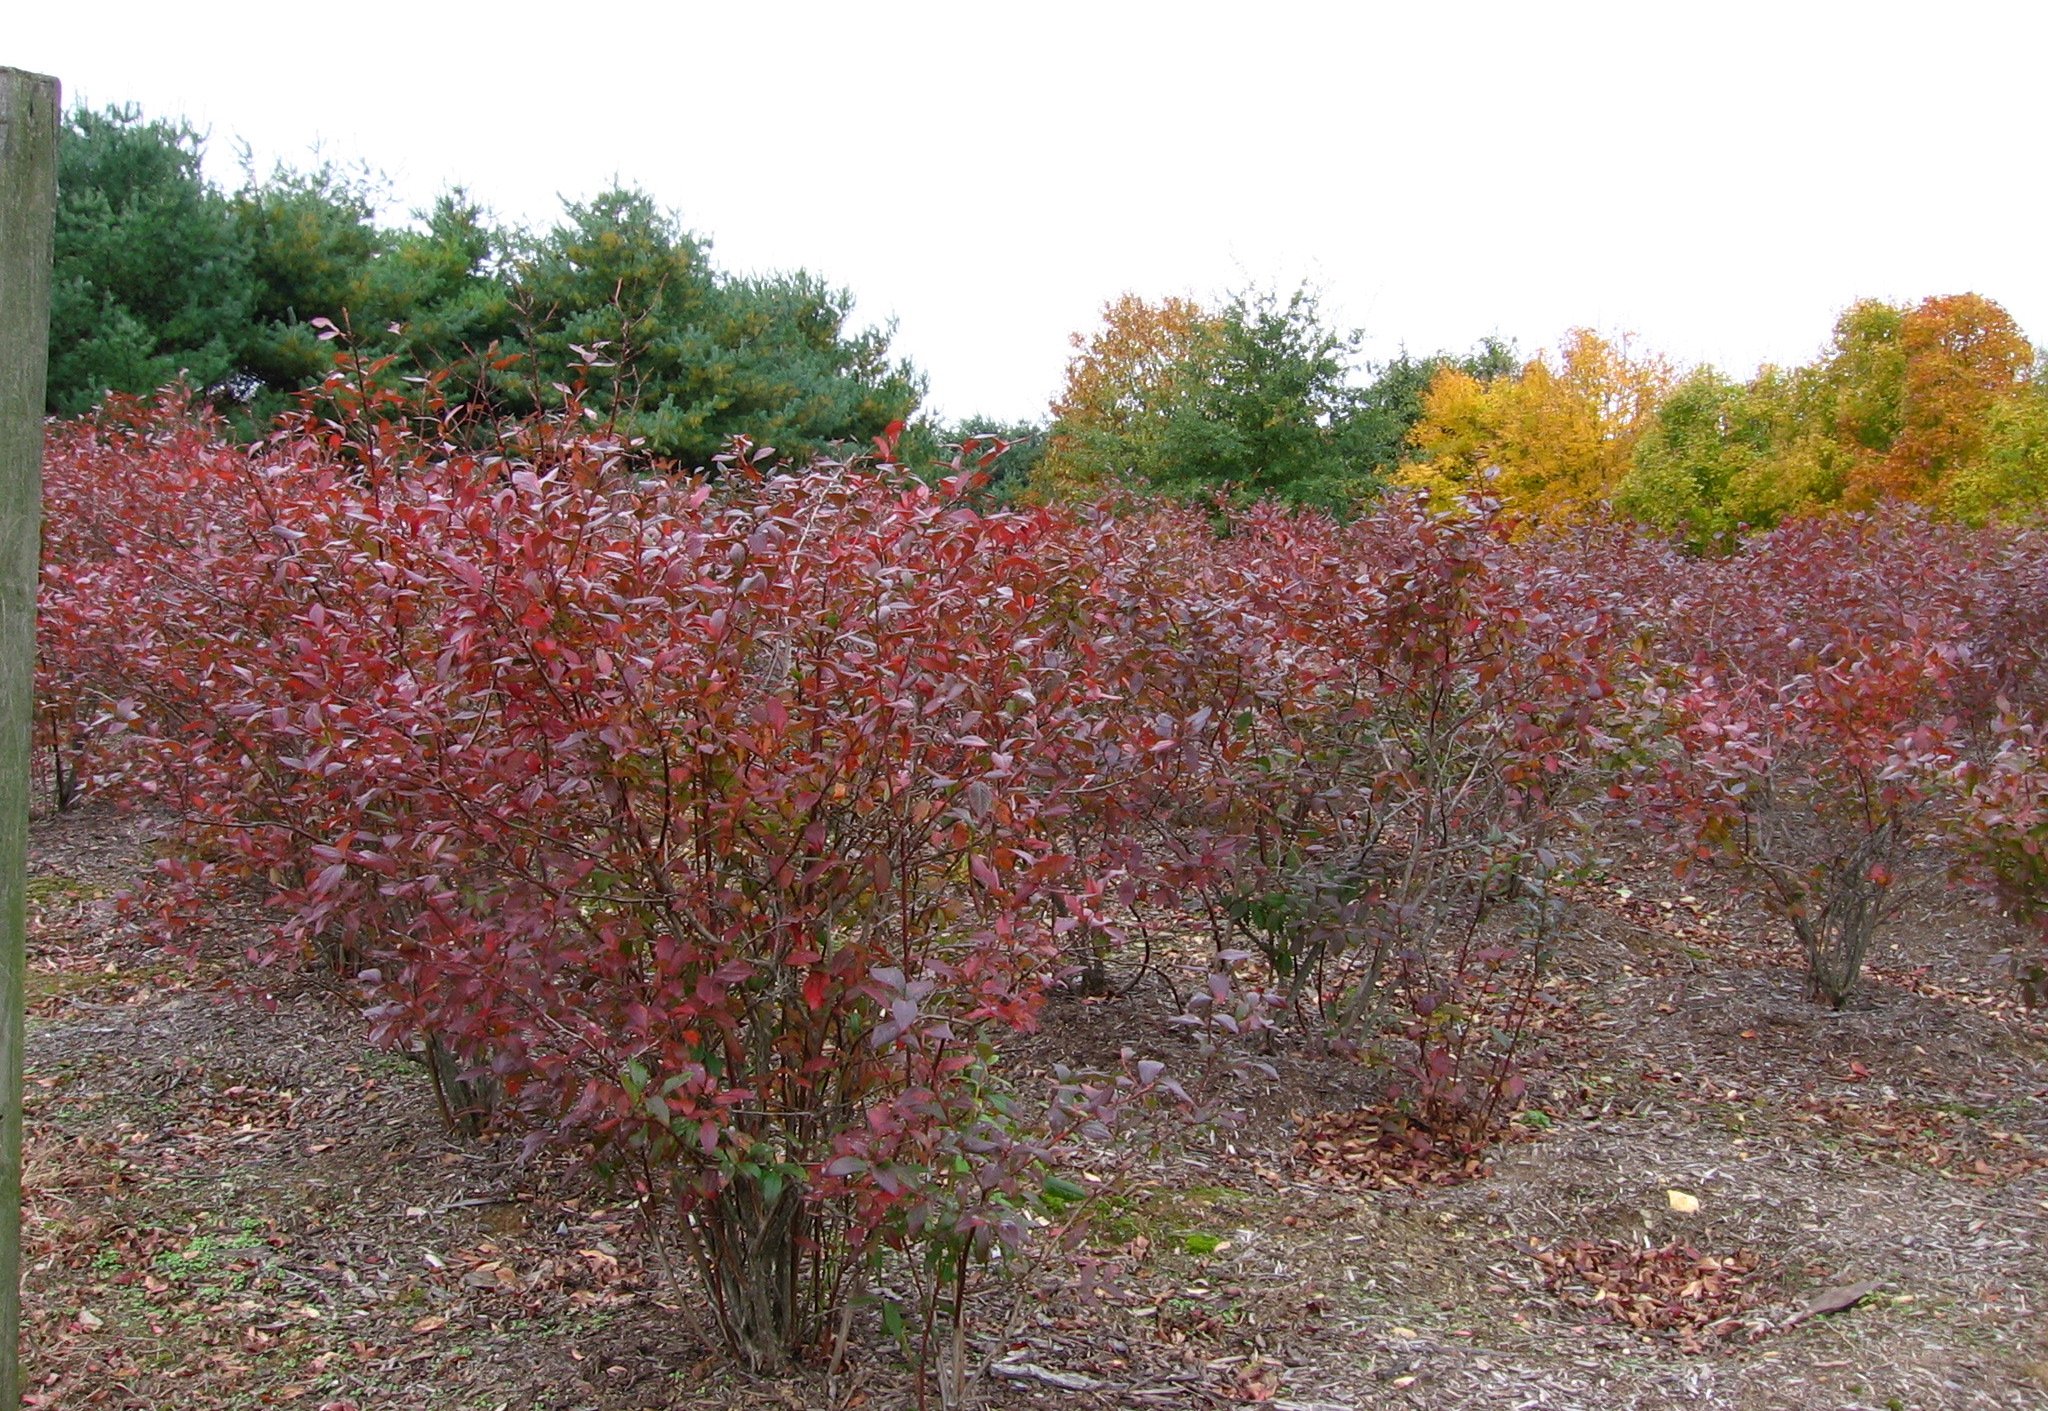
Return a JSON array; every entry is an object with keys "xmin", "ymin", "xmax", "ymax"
[
  {"xmin": 1850, "ymin": 293, "xmax": 2035, "ymax": 508},
  {"xmin": 1033, "ymin": 293, "xmax": 1223, "ymax": 500},
  {"xmin": 1788, "ymin": 294, "xmax": 2036, "ymax": 515}
]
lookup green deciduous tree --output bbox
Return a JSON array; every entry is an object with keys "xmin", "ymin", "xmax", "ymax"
[
  {"xmin": 1149, "ymin": 286, "xmax": 1372, "ymax": 512},
  {"xmin": 1944, "ymin": 374, "xmax": 2048, "ymax": 524},
  {"xmin": 1614, "ymin": 366, "xmax": 1824, "ymax": 544}
]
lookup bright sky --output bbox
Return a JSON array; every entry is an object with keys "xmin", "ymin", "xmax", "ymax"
[{"xmin": 14, "ymin": 3, "xmax": 2046, "ymax": 424}]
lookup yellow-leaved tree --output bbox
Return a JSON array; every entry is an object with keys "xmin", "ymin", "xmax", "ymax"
[
  {"xmin": 1943, "ymin": 378, "xmax": 2048, "ymax": 524},
  {"xmin": 1400, "ymin": 329, "xmax": 1673, "ymax": 525}
]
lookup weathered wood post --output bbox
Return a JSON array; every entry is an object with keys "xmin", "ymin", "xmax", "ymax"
[{"xmin": 0, "ymin": 66, "xmax": 58, "ymax": 1411}]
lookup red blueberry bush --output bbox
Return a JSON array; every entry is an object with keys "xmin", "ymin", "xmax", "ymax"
[
  {"xmin": 38, "ymin": 378, "xmax": 2048, "ymax": 1377},
  {"xmin": 1029, "ymin": 496, "xmax": 1626, "ymax": 1141},
  {"xmin": 1958, "ymin": 713, "xmax": 2048, "ymax": 1005},
  {"xmin": 1313, "ymin": 502, "xmax": 1620, "ymax": 1104},
  {"xmin": 43, "ymin": 387, "xmax": 1161, "ymax": 1368},
  {"xmin": 1620, "ymin": 512, "xmax": 2003, "ymax": 1007}
]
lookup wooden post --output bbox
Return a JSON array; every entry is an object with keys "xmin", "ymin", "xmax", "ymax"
[{"xmin": 0, "ymin": 66, "xmax": 57, "ymax": 1411}]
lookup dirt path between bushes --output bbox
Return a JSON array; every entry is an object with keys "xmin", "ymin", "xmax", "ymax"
[{"xmin": 19, "ymin": 805, "xmax": 2048, "ymax": 1410}]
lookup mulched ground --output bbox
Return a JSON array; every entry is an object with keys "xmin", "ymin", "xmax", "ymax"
[{"xmin": 21, "ymin": 805, "xmax": 2048, "ymax": 1409}]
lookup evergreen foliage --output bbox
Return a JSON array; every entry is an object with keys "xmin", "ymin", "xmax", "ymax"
[{"xmin": 49, "ymin": 106, "xmax": 920, "ymax": 462}]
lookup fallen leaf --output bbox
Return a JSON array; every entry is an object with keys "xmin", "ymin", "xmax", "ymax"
[
  {"xmin": 1799, "ymin": 1280, "xmax": 1880, "ymax": 1320},
  {"xmin": 1667, "ymin": 1189, "xmax": 1700, "ymax": 1214},
  {"xmin": 411, "ymin": 1314, "xmax": 447, "ymax": 1334}
]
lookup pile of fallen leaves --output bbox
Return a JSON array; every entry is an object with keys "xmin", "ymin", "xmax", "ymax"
[
  {"xmin": 1290, "ymin": 1107, "xmax": 1497, "ymax": 1190},
  {"xmin": 1531, "ymin": 1238, "xmax": 1770, "ymax": 1352},
  {"xmin": 1788, "ymin": 1096, "xmax": 2048, "ymax": 1185}
]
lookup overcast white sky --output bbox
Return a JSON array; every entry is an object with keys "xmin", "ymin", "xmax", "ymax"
[{"xmin": 13, "ymin": 3, "xmax": 2046, "ymax": 423}]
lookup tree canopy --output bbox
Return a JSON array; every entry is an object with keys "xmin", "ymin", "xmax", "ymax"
[
  {"xmin": 49, "ymin": 104, "xmax": 921, "ymax": 464},
  {"xmin": 1612, "ymin": 294, "xmax": 2044, "ymax": 541},
  {"xmin": 49, "ymin": 106, "xmax": 251, "ymax": 415},
  {"xmin": 1033, "ymin": 288, "xmax": 1514, "ymax": 513},
  {"xmin": 1401, "ymin": 329, "xmax": 1675, "ymax": 527},
  {"xmin": 48, "ymin": 101, "xmax": 2048, "ymax": 531}
]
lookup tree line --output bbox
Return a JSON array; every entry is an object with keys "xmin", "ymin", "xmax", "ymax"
[
  {"xmin": 50, "ymin": 104, "xmax": 921, "ymax": 464},
  {"xmin": 1034, "ymin": 289, "xmax": 2048, "ymax": 534},
  {"xmin": 56, "ymin": 103, "xmax": 2047, "ymax": 534}
]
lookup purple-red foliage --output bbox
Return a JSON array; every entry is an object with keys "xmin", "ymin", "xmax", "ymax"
[
  {"xmin": 1617, "ymin": 510, "xmax": 2014, "ymax": 1007},
  {"xmin": 1958, "ymin": 715, "xmax": 2048, "ymax": 1005},
  {"xmin": 41, "ymin": 389, "xmax": 2048, "ymax": 1368},
  {"xmin": 41, "ymin": 391, "xmax": 1124, "ymax": 1365}
]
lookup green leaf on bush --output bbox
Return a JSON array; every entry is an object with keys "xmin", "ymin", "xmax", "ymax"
[{"xmin": 1041, "ymin": 1176, "xmax": 1087, "ymax": 1209}]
